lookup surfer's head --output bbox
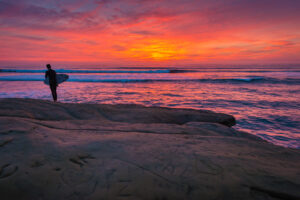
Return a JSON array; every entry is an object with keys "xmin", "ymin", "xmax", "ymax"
[{"xmin": 46, "ymin": 64, "xmax": 51, "ymax": 69}]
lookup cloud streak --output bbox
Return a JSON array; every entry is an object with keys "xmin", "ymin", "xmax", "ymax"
[{"xmin": 0, "ymin": 0, "xmax": 299, "ymax": 65}]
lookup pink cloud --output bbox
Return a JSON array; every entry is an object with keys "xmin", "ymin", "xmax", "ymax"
[{"xmin": 0, "ymin": 0, "xmax": 299, "ymax": 65}]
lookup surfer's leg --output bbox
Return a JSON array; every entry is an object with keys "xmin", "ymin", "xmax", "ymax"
[
  {"xmin": 50, "ymin": 85, "xmax": 57, "ymax": 102},
  {"xmin": 50, "ymin": 86, "xmax": 54, "ymax": 101},
  {"xmin": 54, "ymin": 87, "xmax": 57, "ymax": 101}
]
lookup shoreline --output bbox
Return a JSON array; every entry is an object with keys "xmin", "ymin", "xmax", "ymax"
[{"xmin": 0, "ymin": 98, "xmax": 299, "ymax": 199}]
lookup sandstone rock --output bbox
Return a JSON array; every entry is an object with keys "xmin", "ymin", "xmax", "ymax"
[{"xmin": 0, "ymin": 98, "xmax": 299, "ymax": 200}]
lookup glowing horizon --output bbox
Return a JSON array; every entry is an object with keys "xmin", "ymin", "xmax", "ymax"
[{"xmin": 0, "ymin": 0, "xmax": 300, "ymax": 67}]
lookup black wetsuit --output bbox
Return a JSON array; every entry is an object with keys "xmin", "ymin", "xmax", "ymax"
[{"xmin": 45, "ymin": 69, "xmax": 57, "ymax": 101}]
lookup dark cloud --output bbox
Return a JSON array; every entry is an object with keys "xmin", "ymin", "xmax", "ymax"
[
  {"xmin": 82, "ymin": 40, "xmax": 99, "ymax": 45},
  {"xmin": 0, "ymin": 1, "xmax": 104, "ymax": 31},
  {"xmin": 129, "ymin": 30, "xmax": 158, "ymax": 36},
  {"xmin": 9, "ymin": 33, "xmax": 47, "ymax": 41},
  {"xmin": 112, "ymin": 45, "xmax": 126, "ymax": 51},
  {"xmin": 270, "ymin": 41, "xmax": 295, "ymax": 48},
  {"xmin": 1, "ymin": 0, "xmax": 299, "ymax": 33}
]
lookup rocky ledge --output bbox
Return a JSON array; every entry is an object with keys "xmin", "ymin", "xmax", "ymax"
[{"xmin": 0, "ymin": 98, "xmax": 299, "ymax": 200}]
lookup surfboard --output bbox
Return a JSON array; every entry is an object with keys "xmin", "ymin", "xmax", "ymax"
[{"xmin": 44, "ymin": 74, "xmax": 69, "ymax": 85}]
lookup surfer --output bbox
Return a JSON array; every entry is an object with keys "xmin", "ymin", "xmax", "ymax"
[{"xmin": 45, "ymin": 64, "xmax": 57, "ymax": 102}]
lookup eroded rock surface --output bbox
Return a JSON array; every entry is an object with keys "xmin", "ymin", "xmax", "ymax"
[{"xmin": 0, "ymin": 98, "xmax": 299, "ymax": 200}]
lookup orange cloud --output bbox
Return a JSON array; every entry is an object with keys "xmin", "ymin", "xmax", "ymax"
[{"xmin": 0, "ymin": 0, "xmax": 300, "ymax": 66}]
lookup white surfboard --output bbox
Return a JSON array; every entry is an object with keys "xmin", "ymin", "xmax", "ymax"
[{"xmin": 44, "ymin": 74, "xmax": 69, "ymax": 85}]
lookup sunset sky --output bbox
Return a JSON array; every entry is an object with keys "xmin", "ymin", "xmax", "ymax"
[{"xmin": 0, "ymin": 0, "xmax": 300, "ymax": 67}]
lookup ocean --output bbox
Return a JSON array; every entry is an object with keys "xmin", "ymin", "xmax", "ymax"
[{"xmin": 0, "ymin": 66, "xmax": 299, "ymax": 148}]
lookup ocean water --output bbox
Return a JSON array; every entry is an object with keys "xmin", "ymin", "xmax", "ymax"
[{"xmin": 0, "ymin": 66, "xmax": 299, "ymax": 149}]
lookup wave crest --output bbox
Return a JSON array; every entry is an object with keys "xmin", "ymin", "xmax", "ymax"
[{"xmin": 0, "ymin": 74, "xmax": 299, "ymax": 84}]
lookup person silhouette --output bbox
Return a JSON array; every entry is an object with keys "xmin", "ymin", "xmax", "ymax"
[{"xmin": 45, "ymin": 64, "xmax": 57, "ymax": 102}]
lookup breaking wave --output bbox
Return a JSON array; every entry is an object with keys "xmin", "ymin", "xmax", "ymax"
[
  {"xmin": 0, "ymin": 68, "xmax": 174, "ymax": 73},
  {"xmin": 0, "ymin": 74, "xmax": 299, "ymax": 84}
]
